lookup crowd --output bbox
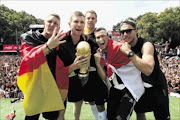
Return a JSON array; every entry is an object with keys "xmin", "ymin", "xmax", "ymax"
[
  {"xmin": 156, "ymin": 45, "xmax": 180, "ymax": 98},
  {"xmin": 0, "ymin": 49, "xmax": 179, "ymax": 120},
  {"xmin": 0, "ymin": 52, "xmax": 179, "ymax": 100},
  {"xmin": 0, "ymin": 47, "xmax": 179, "ymax": 99},
  {"xmin": 0, "ymin": 10, "xmax": 179, "ymax": 119},
  {"xmin": 160, "ymin": 52, "xmax": 180, "ymax": 98},
  {"xmin": 0, "ymin": 55, "xmax": 23, "ymax": 98}
]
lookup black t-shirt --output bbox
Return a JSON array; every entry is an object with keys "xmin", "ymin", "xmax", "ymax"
[
  {"xmin": 57, "ymin": 31, "xmax": 84, "ymax": 74},
  {"xmin": 87, "ymin": 31, "xmax": 99, "ymax": 68},
  {"xmin": 57, "ymin": 30, "xmax": 102, "ymax": 81}
]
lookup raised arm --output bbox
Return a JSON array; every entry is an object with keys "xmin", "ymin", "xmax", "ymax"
[
  {"xmin": 94, "ymin": 52, "xmax": 112, "ymax": 89},
  {"xmin": 120, "ymin": 41, "xmax": 155, "ymax": 76},
  {"xmin": 43, "ymin": 28, "xmax": 66, "ymax": 56}
]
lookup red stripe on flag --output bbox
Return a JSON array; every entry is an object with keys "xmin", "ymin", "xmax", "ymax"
[{"xmin": 19, "ymin": 45, "xmax": 46, "ymax": 76}]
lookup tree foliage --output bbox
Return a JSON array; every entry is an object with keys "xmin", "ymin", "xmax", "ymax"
[
  {"xmin": 113, "ymin": 6, "xmax": 180, "ymax": 48},
  {"xmin": 136, "ymin": 12, "xmax": 158, "ymax": 43},
  {"xmin": 157, "ymin": 7, "xmax": 180, "ymax": 48},
  {"xmin": 0, "ymin": 4, "xmax": 43, "ymax": 44},
  {"xmin": 1, "ymin": 4, "xmax": 180, "ymax": 48}
]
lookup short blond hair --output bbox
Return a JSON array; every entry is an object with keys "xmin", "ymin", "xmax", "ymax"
[
  {"xmin": 85, "ymin": 10, "xmax": 97, "ymax": 18},
  {"xmin": 70, "ymin": 11, "xmax": 85, "ymax": 22},
  {"xmin": 46, "ymin": 13, "xmax": 60, "ymax": 21}
]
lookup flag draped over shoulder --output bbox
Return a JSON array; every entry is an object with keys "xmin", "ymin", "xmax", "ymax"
[
  {"xmin": 100, "ymin": 40, "xmax": 144, "ymax": 101},
  {"xmin": 18, "ymin": 45, "xmax": 64, "ymax": 116},
  {"xmin": 55, "ymin": 55, "xmax": 69, "ymax": 102},
  {"xmin": 100, "ymin": 40, "xmax": 130, "ymax": 78}
]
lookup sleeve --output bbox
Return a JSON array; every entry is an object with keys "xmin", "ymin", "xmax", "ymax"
[{"xmin": 55, "ymin": 56, "xmax": 69, "ymax": 101}]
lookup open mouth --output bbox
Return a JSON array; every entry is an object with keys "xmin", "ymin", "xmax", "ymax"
[
  {"xmin": 99, "ymin": 42, "xmax": 105, "ymax": 46},
  {"xmin": 88, "ymin": 23, "xmax": 92, "ymax": 26},
  {"xmin": 49, "ymin": 28, "xmax": 54, "ymax": 31},
  {"xmin": 76, "ymin": 29, "xmax": 82, "ymax": 32},
  {"xmin": 99, "ymin": 39, "xmax": 105, "ymax": 45}
]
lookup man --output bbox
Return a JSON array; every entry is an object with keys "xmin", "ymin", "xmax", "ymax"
[
  {"xmin": 57, "ymin": 11, "xmax": 103, "ymax": 120},
  {"xmin": 119, "ymin": 20, "xmax": 170, "ymax": 120},
  {"xmin": 94, "ymin": 27, "xmax": 145, "ymax": 120},
  {"xmin": 18, "ymin": 13, "xmax": 86, "ymax": 120},
  {"xmin": 84, "ymin": 10, "xmax": 108, "ymax": 120}
]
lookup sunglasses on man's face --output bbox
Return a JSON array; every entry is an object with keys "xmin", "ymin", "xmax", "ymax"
[{"xmin": 119, "ymin": 29, "xmax": 135, "ymax": 35}]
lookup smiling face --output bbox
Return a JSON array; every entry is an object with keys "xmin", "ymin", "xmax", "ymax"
[
  {"xmin": 120, "ymin": 24, "xmax": 138, "ymax": 47},
  {"xmin": 42, "ymin": 14, "xmax": 60, "ymax": 39},
  {"xmin": 95, "ymin": 29, "xmax": 109, "ymax": 52},
  {"xmin": 69, "ymin": 13, "xmax": 85, "ymax": 37}
]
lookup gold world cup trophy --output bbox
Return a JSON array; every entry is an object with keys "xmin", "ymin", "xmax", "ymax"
[{"xmin": 76, "ymin": 41, "xmax": 91, "ymax": 86}]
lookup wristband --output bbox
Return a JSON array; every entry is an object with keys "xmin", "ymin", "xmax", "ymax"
[{"xmin": 46, "ymin": 44, "xmax": 52, "ymax": 51}]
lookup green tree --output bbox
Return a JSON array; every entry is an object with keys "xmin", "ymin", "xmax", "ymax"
[
  {"xmin": 112, "ymin": 6, "xmax": 180, "ymax": 47},
  {"xmin": 136, "ymin": 12, "xmax": 158, "ymax": 43},
  {"xmin": 156, "ymin": 7, "xmax": 180, "ymax": 48},
  {"xmin": 0, "ymin": 4, "xmax": 43, "ymax": 44}
]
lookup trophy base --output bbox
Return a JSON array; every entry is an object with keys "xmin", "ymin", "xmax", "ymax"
[{"xmin": 78, "ymin": 73, "xmax": 89, "ymax": 86}]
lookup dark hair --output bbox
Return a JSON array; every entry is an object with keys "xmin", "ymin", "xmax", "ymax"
[
  {"xmin": 120, "ymin": 19, "xmax": 136, "ymax": 30},
  {"xmin": 94, "ymin": 27, "xmax": 107, "ymax": 33}
]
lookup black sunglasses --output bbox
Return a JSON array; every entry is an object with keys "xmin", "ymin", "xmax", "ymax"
[{"xmin": 119, "ymin": 29, "xmax": 135, "ymax": 35}]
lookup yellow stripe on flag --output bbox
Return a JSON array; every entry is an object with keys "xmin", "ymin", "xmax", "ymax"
[{"xmin": 18, "ymin": 62, "xmax": 64, "ymax": 116}]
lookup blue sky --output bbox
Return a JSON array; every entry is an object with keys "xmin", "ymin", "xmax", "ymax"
[{"xmin": 1, "ymin": 0, "xmax": 179, "ymax": 31}]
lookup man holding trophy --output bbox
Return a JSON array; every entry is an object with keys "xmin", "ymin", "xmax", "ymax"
[{"xmin": 57, "ymin": 11, "xmax": 100, "ymax": 120}]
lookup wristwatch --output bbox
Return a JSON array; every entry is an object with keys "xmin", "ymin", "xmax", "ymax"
[{"xmin": 127, "ymin": 51, "xmax": 134, "ymax": 58}]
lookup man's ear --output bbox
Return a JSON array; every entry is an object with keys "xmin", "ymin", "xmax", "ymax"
[
  {"xmin": 135, "ymin": 29, "xmax": 138, "ymax": 34},
  {"xmin": 43, "ymin": 21, "xmax": 45, "ymax": 26},
  {"xmin": 68, "ymin": 22, "xmax": 71, "ymax": 27}
]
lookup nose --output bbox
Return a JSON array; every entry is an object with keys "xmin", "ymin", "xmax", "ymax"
[
  {"xmin": 78, "ymin": 22, "xmax": 83, "ymax": 27},
  {"xmin": 98, "ymin": 39, "xmax": 104, "ymax": 45},
  {"xmin": 123, "ymin": 32, "xmax": 128, "ymax": 35},
  {"xmin": 49, "ymin": 23, "xmax": 54, "ymax": 27}
]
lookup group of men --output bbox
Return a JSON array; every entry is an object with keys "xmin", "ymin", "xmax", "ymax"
[{"xmin": 18, "ymin": 10, "xmax": 170, "ymax": 120}]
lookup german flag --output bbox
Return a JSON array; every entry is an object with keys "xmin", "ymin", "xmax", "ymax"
[
  {"xmin": 18, "ymin": 45, "xmax": 64, "ymax": 116},
  {"xmin": 100, "ymin": 40, "xmax": 145, "ymax": 101}
]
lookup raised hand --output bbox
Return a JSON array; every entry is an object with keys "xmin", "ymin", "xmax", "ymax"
[
  {"xmin": 46, "ymin": 27, "xmax": 66, "ymax": 50},
  {"xmin": 120, "ymin": 42, "xmax": 131, "ymax": 55},
  {"xmin": 94, "ymin": 48, "xmax": 102, "ymax": 65},
  {"xmin": 74, "ymin": 55, "xmax": 90, "ymax": 70},
  {"xmin": 82, "ymin": 33, "xmax": 89, "ymax": 41},
  {"xmin": 69, "ymin": 54, "xmax": 90, "ymax": 73}
]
